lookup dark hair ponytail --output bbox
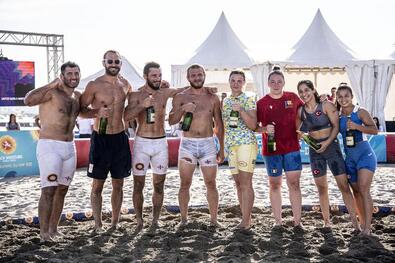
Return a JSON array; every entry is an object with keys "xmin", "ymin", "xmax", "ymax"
[
  {"xmin": 336, "ymin": 83, "xmax": 353, "ymax": 111},
  {"xmin": 297, "ymin": 80, "xmax": 320, "ymax": 103}
]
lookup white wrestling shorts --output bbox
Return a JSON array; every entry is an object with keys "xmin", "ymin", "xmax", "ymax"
[
  {"xmin": 36, "ymin": 139, "xmax": 76, "ymax": 188},
  {"xmin": 132, "ymin": 136, "xmax": 168, "ymax": 176},
  {"xmin": 178, "ymin": 137, "xmax": 217, "ymax": 167}
]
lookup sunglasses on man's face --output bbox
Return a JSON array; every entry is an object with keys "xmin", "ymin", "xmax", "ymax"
[{"xmin": 104, "ymin": 59, "xmax": 121, "ymax": 65}]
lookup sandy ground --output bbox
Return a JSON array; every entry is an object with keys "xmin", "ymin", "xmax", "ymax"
[{"xmin": 0, "ymin": 164, "xmax": 394, "ymax": 262}]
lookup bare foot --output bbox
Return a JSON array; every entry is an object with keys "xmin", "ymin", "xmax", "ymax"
[
  {"xmin": 272, "ymin": 222, "xmax": 283, "ymax": 230},
  {"xmin": 360, "ymin": 229, "xmax": 372, "ymax": 236},
  {"xmin": 176, "ymin": 219, "xmax": 188, "ymax": 230},
  {"xmin": 209, "ymin": 221, "xmax": 224, "ymax": 228},
  {"xmin": 40, "ymin": 233, "xmax": 53, "ymax": 243},
  {"xmin": 49, "ymin": 231, "xmax": 65, "ymax": 240},
  {"xmin": 323, "ymin": 221, "xmax": 332, "ymax": 228},
  {"xmin": 134, "ymin": 222, "xmax": 144, "ymax": 234},
  {"xmin": 151, "ymin": 221, "xmax": 163, "ymax": 228},
  {"xmin": 236, "ymin": 222, "xmax": 251, "ymax": 230},
  {"xmin": 91, "ymin": 225, "xmax": 104, "ymax": 235},
  {"xmin": 107, "ymin": 225, "xmax": 117, "ymax": 232}
]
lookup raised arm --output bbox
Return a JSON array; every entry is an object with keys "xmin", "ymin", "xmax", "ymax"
[
  {"xmin": 213, "ymin": 95, "xmax": 225, "ymax": 163},
  {"xmin": 24, "ymin": 78, "xmax": 60, "ymax": 106}
]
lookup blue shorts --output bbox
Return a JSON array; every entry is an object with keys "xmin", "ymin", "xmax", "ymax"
[
  {"xmin": 345, "ymin": 141, "xmax": 377, "ymax": 183},
  {"xmin": 263, "ymin": 150, "xmax": 302, "ymax": 177}
]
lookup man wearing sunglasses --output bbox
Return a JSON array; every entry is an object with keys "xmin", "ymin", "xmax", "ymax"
[{"xmin": 80, "ymin": 50, "xmax": 132, "ymax": 231}]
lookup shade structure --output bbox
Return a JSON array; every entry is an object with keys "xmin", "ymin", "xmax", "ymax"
[{"xmin": 171, "ymin": 12, "xmax": 255, "ymax": 87}]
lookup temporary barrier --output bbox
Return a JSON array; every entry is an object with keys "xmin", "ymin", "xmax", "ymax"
[{"xmin": 1, "ymin": 131, "xmax": 395, "ymax": 177}]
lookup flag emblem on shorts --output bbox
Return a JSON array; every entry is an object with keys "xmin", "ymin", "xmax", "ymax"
[
  {"xmin": 272, "ymin": 168, "xmax": 277, "ymax": 174},
  {"xmin": 284, "ymin": 100, "xmax": 293, "ymax": 108}
]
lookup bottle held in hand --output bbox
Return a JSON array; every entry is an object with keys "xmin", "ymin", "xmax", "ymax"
[
  {"xmin": 98, "ymin": 105, "xmax": 108, "ymax": 135},
  {"xmin": 181, "ymin": 112, "xmax": 193, "ymax": 131},
  {"xmin": 146, "ymin": 95, "xmax": 155, "ymax": 124},
  {"xmin": 229, "ymin": 99, "xmax": 239, "ymax": 128},
  {"xmin": 267, "ymin": 133, "xmax": 276, "ymax": 153},
  {"xmin": 301, "ymin": 133, "xmax": 321, "ymax": 151},
  {"xmin": 346, "ymin": 116, "xmax": 356, "ymax": 147}
]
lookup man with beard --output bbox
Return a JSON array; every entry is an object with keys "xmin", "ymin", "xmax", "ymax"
[
  {"xmin": 124, "ymin": 62, "xmax": 214, "ymax": 232},
  {"xmin": 169, "ymin": 64, "xmax": 224, "ymax": 227},
  {"xmin": 24, "ymin": 62, "xmax": 81, "ymax": 241},
  {"xmin": 79, "ymin": 50, "xmax": 132, "ymax": 231}
]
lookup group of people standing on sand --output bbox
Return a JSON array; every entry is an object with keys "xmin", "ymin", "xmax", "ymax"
[{"xmin": 24, "ymin": 50, "xmax": 378, "ymax": 242}]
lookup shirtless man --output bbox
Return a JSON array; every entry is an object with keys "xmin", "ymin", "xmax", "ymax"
[
  {"xmin": 169, "ymin": 64, "xmax": 225, "ymax": 227},
  {"xmin": 24, "ymin": 61, "xmax": 81, "ymax": 241},
  {"xmin": 124, "ymin": 62, "xmax": 210, "ymax": 231},
  {"xmin": 79, "ymin": 50, "xmax": 132, "ymax": 231}
]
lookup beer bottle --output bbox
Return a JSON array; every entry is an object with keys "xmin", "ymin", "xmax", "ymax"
[
  {"xmin": 346, "ymin": 116, "xmax": 356, "ymax": 147},
  {"xmin": 146, "ymin": 95, "xmax": 155, "ymax": 124},
  {"xmin": 98, "ymin": 105, "xmax": 108, "ymax": 135},
  {"xmin": 301, "ymin": 133, "xmax": 321, "ymax": 151},
  {"xmin": 267, "ymin": 133, "xmax": 276, "ymax": 153},
  {"xmin": 181, "ymin": 111, "xmax": 193, "ymax": 131},
  {"xmin": 229, "ymin": 99, "xmax": 239, "ymax": 128}
]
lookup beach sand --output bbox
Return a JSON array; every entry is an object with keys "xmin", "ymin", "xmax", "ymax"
[{"xmin": 0, "ymin": 164, "xmax": 394, "ymax": 262}]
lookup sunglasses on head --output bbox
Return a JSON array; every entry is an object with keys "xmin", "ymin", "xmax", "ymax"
[{"xmin": 105, "ymin": 59, "xmax": 121, "ymax": 65}]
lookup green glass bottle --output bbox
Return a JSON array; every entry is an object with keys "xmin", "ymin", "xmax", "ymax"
[
  {"xmin": 146, "ymin": 95, "xmax": 155, "ymax": 124},
  {"xmin": 181, "ymin": 112, "xmax": 193, "ymax": 131},
  {"xmin": 301, "ymin": 133, "xmax": 321, "ymax": 151},
  {"xmin": 346, "ymin": 116, "xmax": 356, "ymax": 147},
  {"xmin": 98, "ymin": 105, "xmax": 108, "ymax": 135},
  {"xmin": 267, "ymin": 134, "xmax": 276, "ymax": 153},
  {"xmin": 229, "ymin": 98, "xmax": 239, "ymax": 128}
]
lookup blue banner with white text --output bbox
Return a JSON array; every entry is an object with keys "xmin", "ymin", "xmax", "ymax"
[{"xmin": 0, "ymin": 130, "xmax": 39, "ymax": 177}]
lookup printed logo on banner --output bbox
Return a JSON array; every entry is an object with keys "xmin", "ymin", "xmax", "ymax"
[{"xmin": 0, "ymin": 135, "xmax": 17, "ymax": 155}]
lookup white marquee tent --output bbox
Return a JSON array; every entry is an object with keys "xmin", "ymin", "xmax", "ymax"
[
  {"xmin": 171, "ymin": 12, "xmax": 255, "ymax": 87},
  {"xmin": 77, "ymin": 57, "xmax": 145, "ymax": 91},
  {"xmin": 251, "ymin": 9, "xmax": 395, "ymax": 128}
]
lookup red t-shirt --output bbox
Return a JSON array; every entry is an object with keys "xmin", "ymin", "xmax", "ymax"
[{"xmin": 257, "ymin": 91, "xmax": 303, "ymax": 156}]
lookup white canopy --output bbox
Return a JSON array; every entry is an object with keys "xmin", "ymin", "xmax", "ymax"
[
  {"xmin": 77, "ymin": 57, "xmax": 144, "ymax": 91},
  {"xmin": 287, "ymin": 9, "xmax": 356, "ymax": 65},
  {"xmin": 251, "ymin": 9, "xmax": 395, "ymax": 127},
  {"xmin": 171, "ymin": 12, "xmax": 254, "ymax": 87}
]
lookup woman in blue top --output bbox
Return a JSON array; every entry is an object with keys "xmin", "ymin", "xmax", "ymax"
[{"xmin": 337, "ymin": 84, "xmax": 378, "ymax": 236}]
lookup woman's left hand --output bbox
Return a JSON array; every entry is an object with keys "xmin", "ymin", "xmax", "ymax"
[{"xmin": 316, "ymin": 139, "xmax": 331, "ymax": 153}]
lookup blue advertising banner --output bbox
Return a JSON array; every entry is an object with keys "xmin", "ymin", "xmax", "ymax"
[
  {"xmin": 0, "ymin": 130, "xmax": 39, "ymax": 177},
  {"xmin": 256, "ymin": 134, "xmax": 387, "ymax": 164}
]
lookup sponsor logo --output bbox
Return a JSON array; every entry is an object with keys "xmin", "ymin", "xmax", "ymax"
[
  {"xmin": 0, "ymin": 135, "xmax": 17, "ymax": 155},
  {"xmin": 284, "ymin": 100, "xmax": 293, "ymax": 108},
  {"xmin": 238, "ymin": 161, "xmax": 247, "ymax": 167},
  {"xmin": 47, "ymin": 174, "xmax": 58, "ymax": 182},
  {"xmin": 135, "ymin": 163, "xmax": 144, "ymax": 170}
]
